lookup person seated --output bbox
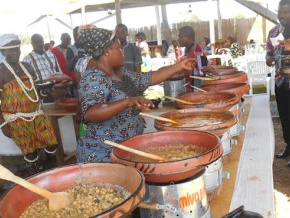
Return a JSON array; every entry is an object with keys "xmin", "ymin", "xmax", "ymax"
[
  {"xmin": 226, "ymin": 36, "xmax": 243, "ymax": 58},
  {"xmin": 201, "ymin": 37, "xmax": 212, "ymax": 56}
]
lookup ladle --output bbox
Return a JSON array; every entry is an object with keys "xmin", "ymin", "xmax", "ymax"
[
  {"xmin": 163, "ymin": 96, "xmax": 193, "ymax": 105},
  {"xmin": 104, "ymin": 140, "xmax": 168, "ymax": 162},
  {"xmin": 190, "ymin": 85, "xmax": 207, "ymax": 93},
  {"xmin": 139, "ymin": 112, "xmax": 182, "ymax": 125},
  {"xmin": 0, "ymin": 164, "xmax": 74, "ymax": 211},
  {"xmin": 190, "ymin": 75, "xmax": 216, "ymax": 81}
]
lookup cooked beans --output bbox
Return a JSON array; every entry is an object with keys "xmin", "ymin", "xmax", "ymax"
[
  {"xmin": 20, "ymin": 184, "xmax": 126, "ymax": 218},
  {"xmin": 125, "ymin": 143, "xmax": 208, "ymax": 162}
]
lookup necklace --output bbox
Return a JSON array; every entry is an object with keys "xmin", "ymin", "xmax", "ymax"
[{"xmin": 3, "ymin": 60, "xmax": 39, "ymax": 103}]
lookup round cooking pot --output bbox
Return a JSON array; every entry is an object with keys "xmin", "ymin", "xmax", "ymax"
[
  {"xmin": 202, "ymin": 82, "xmax": 250, "ymax": 99},
  {"xmin": 154, "ymin": 108, "xmax": 238, "ymax": 137},
  {"xmin": 202, "ymin": 66, "xmax": 238, "ymax": 74},
  {"xmin": 206, "ymin": 70, "xmax": 244, "ymax": 79},
  {"xmin": 175, "ymin": 91, "xmax": 240, "ymax": 110},
  {"xmin": 58, "ymin": 97, "xmax": 79, "ymax": 111},
  {"xmin": 201, "ymin": 73, "xmax": 248, "ymax": 86},
  {"xmin": 111, "ymin": 130, "xmax": 222, "ymax": 183},
  {"xmin": 0, "ymin": 163, "xmax": 146, "ymax": 218}
]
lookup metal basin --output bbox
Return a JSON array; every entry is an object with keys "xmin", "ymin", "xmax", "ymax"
[
  {"xmin": 0, "ymin": 163, "xmax": 146, "ymax": 218},
  {"xmin": 110, "ymin": 130, "xmax": 222, "ymax": 183}
]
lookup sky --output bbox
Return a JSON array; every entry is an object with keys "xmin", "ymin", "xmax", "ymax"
[{"xmin": 0, "ymin": 0, "xmax": 279, "ymax": 45}]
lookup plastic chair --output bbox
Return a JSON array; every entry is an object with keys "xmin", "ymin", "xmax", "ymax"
[
  {"xmin": 207, "ymin": 54, "xmax": 232, "ymax": 66},
  {"xmin": 246, "ymin": 60, "xmax": 272, "ymax": 96}
]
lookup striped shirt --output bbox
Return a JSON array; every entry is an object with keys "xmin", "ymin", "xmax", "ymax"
[{"xmin": 23, "ymin": 51, "xmax": 62, "ymax": 81}]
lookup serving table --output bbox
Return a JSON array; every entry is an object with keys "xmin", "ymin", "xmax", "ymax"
[
  {"xmin": 132, "ymin": 95, "xmax": 274, "ymax": 217},
  {"xmin": 43, "ymin": 104, "xmax": 79, "ymax": 166}
]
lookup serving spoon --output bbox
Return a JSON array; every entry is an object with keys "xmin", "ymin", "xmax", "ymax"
[
  {"xmin": 139, "ymin": 112, "xmax": 182, "ymax": 125},
  {"xmin": 0, "ymin": 164, "xmax": 74, "ymax": 211},
  {"xmin": 104, "ymin": 140, "xmax": 168, "ymax": 162},
  {"xmin": 190, "ymin": 75, "xmax": 216, "ymax": 81},
  {"xmin": 163, "ymin": 96, "xmax": 193, "ymax": 105},
  {"xmin": 190, "ymin": 85, "xmax": 207, "ymax": 93}
]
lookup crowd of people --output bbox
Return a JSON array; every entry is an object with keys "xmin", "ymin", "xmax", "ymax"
[
  {"xmin": 0, "ymin": 24, "xmax": 196, "ymax": 172},
  {"xmin": 1, "ymin": 0, "xmax": 290, "ymax": 176}
]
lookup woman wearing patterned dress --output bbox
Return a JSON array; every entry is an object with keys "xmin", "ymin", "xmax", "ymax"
[{"xmin": 76, "ymin": 28, "xmax": 195, "ymax": 163}]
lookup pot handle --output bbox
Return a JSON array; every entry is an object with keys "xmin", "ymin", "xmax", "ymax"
[{"xmin": 138, "ymin": 202, "xmax": 165, "ymax": 210}]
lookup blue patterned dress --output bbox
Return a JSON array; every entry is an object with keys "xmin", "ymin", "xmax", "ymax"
[{"xmin": 77, "ymin": 68, "xmax": 151, "ymax": 163}]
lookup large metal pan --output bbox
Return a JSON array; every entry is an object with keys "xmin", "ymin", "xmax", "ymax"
[
  {"xmin": 110, "ymin": 130, "xmax": 222, "ymax": 183},
  {"xmin": 0, "ymin": 163, "xmax": 146, "ymax": 218},
  {"xmin": 175, "ymin": 91, "xmax": 240, "ymax": 110}
]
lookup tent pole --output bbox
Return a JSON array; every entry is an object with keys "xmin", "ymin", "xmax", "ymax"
[
  {"xmin": 208, "ymin": 0, "xmax": 215, "ymax": 51},
  {"xmin": 115, "ymin": 0, "xmax": 122, "ymax": 24},
  {"xmin": 155, "ymin": 5, "xmax": 162, "ymax": 46},
  {"xmin": 81, "ymin": 4, "xmax": 87, "ymax": 24},
  {"xmin": 46, "ymin": 15, "xmax": 51, "ymax": 42},
  {"xmin": 217, "ymin": 0, "xmax": 222, "ymax": 39}
]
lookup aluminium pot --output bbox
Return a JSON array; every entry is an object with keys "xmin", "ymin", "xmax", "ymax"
[
  {"xmin": 0, "ymin": 163, "xmax": 146, "ymax": 218},
  {"xmin": 154, "ymin": 108, "xmax": 238, "ymax": 137},
  {"xmin": 110, "ymin": 130, "xmax": 222, "ymax": 183},
  {"xmin": 202, "ymin": 82, "xmax": 250, "ymax": 99},
  {"xmin": 175, "ymin": 91, "xmax": 240, "ymax": 111}
]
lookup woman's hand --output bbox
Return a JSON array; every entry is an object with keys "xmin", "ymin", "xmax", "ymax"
[
  {"xmin": 128, "ymin": 97, "xmax": 155, "ymax": 111},
  {"xmin": 1, "ymin": 125, "xmax": 12, "ymax": 138},
  {"xmin": 266, "ymin": 57, "xmax": 275, "ymax": 67},
  {"xmin": 177, "ymin": 58, "xmax": 196, "ymax": 71},
  {"xmin": 279, "ymin": 39, "xmax": 290, "ymax": 51}
]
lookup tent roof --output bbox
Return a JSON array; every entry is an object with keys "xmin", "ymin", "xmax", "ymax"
[{"xmin": 68, "ymin": 0, "xmax": 208, "ymax": 14}]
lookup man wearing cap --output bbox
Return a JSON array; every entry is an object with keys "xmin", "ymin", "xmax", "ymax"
[{"xmin": 0, "ymin": 34, "xmax": 57, "ymax": 172}]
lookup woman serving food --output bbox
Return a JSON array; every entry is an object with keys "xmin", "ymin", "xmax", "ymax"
[{"xmin": 77, "ymin": 28, "xmax": 195, "ymax": 163}]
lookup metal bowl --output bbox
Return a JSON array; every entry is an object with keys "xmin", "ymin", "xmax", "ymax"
[{"xmin": 35, "ymin": 81, "xmax": 55, "ymax": 91}]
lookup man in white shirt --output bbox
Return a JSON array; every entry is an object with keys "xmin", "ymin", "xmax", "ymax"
[{"xmin": 23, "ymin": 33, "xmax": 62, "ymax": 81}]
